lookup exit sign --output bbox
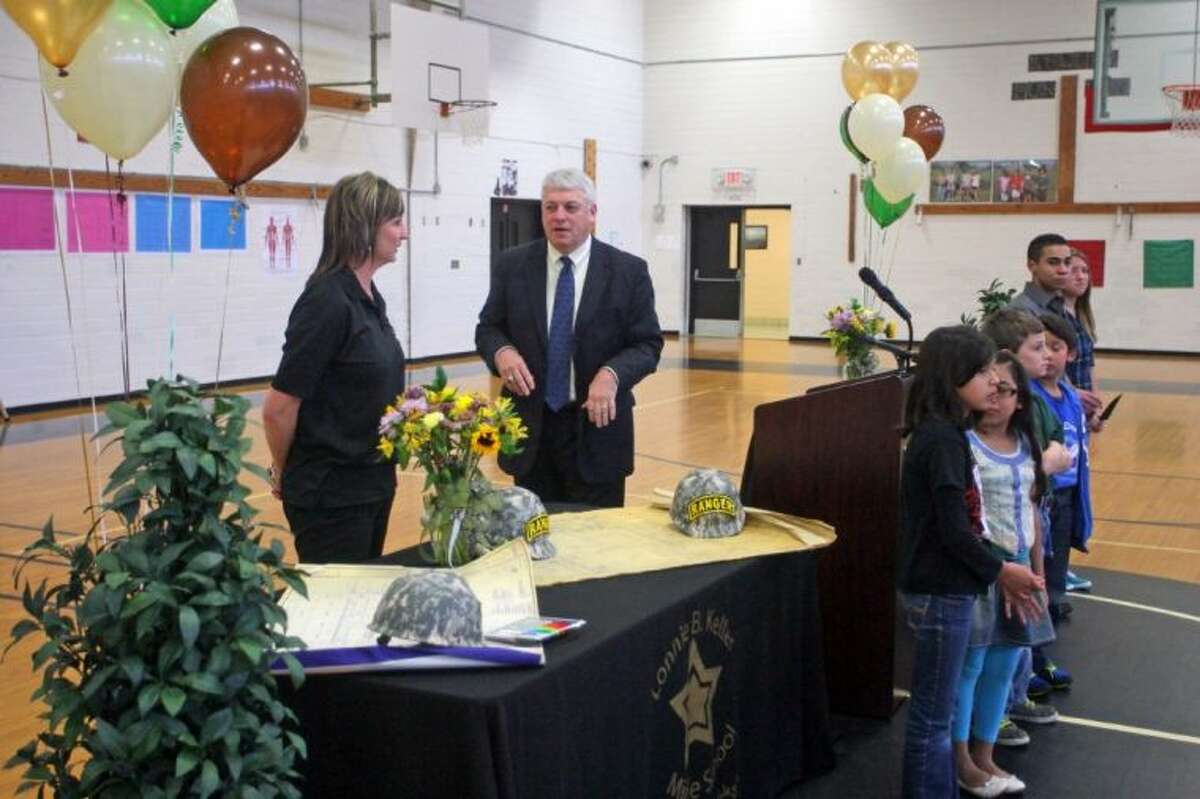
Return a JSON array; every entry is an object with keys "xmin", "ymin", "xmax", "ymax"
[{"xmin": 713, "ymin": 168, "xmax": 755, "ymax": 190}]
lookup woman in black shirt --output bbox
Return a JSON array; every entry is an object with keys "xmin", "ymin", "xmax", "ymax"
[{"xmin": 263, "ymin": 172, "xmax": 408, "ymax": 563}]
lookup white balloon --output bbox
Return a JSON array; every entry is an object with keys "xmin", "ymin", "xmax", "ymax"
[
  {"xmin": 847, "ymin": 93, "xmax": 904, "ymax": 162},
  {"xmin": 39, "ymin": 0, "xmax": 177, "ymax": 161},
  {"xmin": 173, "ymin": 0, "xmax": 240, "ymax": 68},
  {"xmin": 873, "ymin": 137, "xmax": 929, "ymax": 203}
]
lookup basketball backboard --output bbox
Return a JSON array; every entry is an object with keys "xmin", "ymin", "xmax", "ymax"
[
  {"xmin": 390, "ymin": 3, "xmax": 490, "ymax": 134},
  {"xmin": 1092, "ymin": 0, "xmax": 1200, "ymax": 128}
]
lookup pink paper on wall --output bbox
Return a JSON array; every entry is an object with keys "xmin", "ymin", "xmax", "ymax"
[
  {"xmin": 67, "ymin": 192, "xmax": 129, "ymax": 253},
  {"xmin": 0, "ymin": 188, "xmax": 55, "ymax": 250}
]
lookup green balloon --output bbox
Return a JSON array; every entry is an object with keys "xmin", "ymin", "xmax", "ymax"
[
  {"xmin": 839, "ymin": 104, "xmax": 869, "ymax": 164},
  {"xmin": 144, "ymin": 0, "xmax": 219, "ymax": 30},
  {"xmin": 862, "ymin": 179, "xmax": 913, "ymax": 228}
]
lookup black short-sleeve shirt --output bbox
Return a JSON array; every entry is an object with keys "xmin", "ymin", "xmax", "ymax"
[{"xmin": 272, "ymin": 268, "xmax": 406, "ymax": 508}]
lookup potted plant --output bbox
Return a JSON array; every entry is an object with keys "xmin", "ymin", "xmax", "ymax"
[
  {"xmin": 960, "ymin": 278, "xmax": 1018, "ymax": 327},
  {"xmin": 377, "ymin": 367, "xmax": 527, "ymax": 567},
  {"xmin": 6, "ymin": 377, "xmax": 308, "ymax": 798}
]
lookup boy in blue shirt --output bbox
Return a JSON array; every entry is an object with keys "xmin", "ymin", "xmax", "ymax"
[{"xmin": 1030, "ymin": 313, "xmax": 1094, "ymax": 691}]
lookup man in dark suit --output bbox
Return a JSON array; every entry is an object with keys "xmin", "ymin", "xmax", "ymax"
[{"xmin": 476, "ymin": 168, "xmax": 663, "ymax": 507}]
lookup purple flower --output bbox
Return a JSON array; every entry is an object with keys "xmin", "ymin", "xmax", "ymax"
[
  {"xmin": 400, "ymin": 396, "xmax": 429, "ymax": 416},
  {"xmin": 403, "ymin": 385, "xmax": 425, "ymax": 400}
]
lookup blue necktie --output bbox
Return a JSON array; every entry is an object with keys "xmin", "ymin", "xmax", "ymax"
[{"xmin": 546, "ymin": 255, "xmax": 575, "ymax": 411}]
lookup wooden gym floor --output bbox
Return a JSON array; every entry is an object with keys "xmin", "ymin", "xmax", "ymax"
[{"xmin": 1, "ymin": 337, "xmax": 1198, "ymax": 795}]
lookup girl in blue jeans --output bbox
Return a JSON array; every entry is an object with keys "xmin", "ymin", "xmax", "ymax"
[
  {"xmin": 954, "ymin": 351, "xmax": 1055, "ymax": 797},
  {"xmin": 898, "ymin": 327, "xmax": 1045, "ymax": 798}
]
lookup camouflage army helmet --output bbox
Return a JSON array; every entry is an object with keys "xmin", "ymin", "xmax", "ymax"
[
  {"xmin": 368, "ymin": 570, "xmax": 483, "ymax": 647},
  {"xmin": 475, "ymin": 486, "xmax": 556, "ymax": 560},
  {"xmin": 670, "ymin": 468, "xmax": 746, "ymax": 538}
]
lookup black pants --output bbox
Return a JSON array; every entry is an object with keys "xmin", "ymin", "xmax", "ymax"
[
  {"xmin": 517, "ymin": 405, "xmax": 624, "ymax": 508},
  {"xmin": 1034, "ymin": 486, "xmax": 1076, "ymax": 672},
  {"xmin": 283, "ymin": 493, "xmax": 394, "ymax": 564}
]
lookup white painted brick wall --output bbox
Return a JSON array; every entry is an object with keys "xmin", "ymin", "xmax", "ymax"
[
  {"xmin": 643, "ymin": 0, "xmax": 1200, "ymax": 350},
  {"xmin": 0, "ymin": 1, "xmax": 645, "ymax": 407}
]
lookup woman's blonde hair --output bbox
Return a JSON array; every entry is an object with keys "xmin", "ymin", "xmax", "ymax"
[
  {"xmin": 1068, "ymin": 247, "xmax": 1097, "ymax": 341},
  {"xmin": 308, "ymin": 172, "xmax": 404, "ymax": 286}
]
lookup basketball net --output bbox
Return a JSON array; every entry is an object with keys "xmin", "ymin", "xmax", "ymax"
[
  {"xmin": 1163, "ymin": 84, "xmax": 1200, "ymax": 137},
  {"xmin": 438, "ymin": 100, "xmax": 495, "ymax": 147}
]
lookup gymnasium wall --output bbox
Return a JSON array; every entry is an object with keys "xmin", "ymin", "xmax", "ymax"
[
  {"xmin": 0, "ymin": 0, "xmax": 645, "ymax": 407},
  {"xmin": 642, "ymin": 0, "xmax": 1200, "ymax": 350}
]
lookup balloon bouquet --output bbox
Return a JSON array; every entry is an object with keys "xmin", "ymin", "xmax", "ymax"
[
  {"xmin": 838, "ymin": 41, "xmax": 944, "ymax": 229},
  {"xmin": 4, "ymin": 0, "xmax": 308, "ymax": 196}
]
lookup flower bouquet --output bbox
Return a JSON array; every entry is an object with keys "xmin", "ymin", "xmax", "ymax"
[
  {"xmin": 378, "ymin": 367, "xmax": 528, "ymax": 566},
  {"xmin": 823, "ymin": 299, "xmax": 898, "ymax": 379}
]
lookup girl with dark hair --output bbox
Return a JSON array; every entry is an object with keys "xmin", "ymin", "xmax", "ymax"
[
  {"xmin": 1063, "ymin": 248, "xmax": 1102, "ymax": 423},
  {"xmin": 262, "ymin": 172, "xmax": 408, "ymax": 563},
  {"xmin": 899, "ymin": 326, "xmax": 1045, "ymax": 798},
  {"xmin": 952, "ymin": 351, "xmax": 1055, "ymax": 797}
]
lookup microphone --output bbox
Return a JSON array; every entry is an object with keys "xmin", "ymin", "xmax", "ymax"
[{"xmin": 857, "ymin": 267, "xmax": 911, "ymax": 322}]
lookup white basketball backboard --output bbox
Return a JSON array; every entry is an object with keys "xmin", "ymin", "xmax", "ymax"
[
  {"xmin": 390, "ymin": 2, "xmax": 491, "ymax": 134},
  {"xmin": 1093, "ymin": 0, "xmax": 1200, "ymax": 127}
]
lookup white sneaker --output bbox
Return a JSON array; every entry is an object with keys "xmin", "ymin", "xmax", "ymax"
[{"xmin": 957, "ymin": 775, "xmax": 1009, "ymax": 798}]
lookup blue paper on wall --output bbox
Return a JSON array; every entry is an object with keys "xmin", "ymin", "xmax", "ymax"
[
  {"xmin": 135, "ymin": 194, "xmax": 191, "ymax": 252},
  {"xmin": 200, "ymin": 199, "xmax": 246, "ymax": 250}
]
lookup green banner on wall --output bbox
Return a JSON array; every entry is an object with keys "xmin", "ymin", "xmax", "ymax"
[{"xmin": 1143, "ymin": 240, "xmax": 1194, "ymax": 288}]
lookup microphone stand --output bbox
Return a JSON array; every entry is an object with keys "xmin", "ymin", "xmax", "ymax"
[{"xmin": 858, "ymin": 333, "xmax": 916, "ymax": 374}]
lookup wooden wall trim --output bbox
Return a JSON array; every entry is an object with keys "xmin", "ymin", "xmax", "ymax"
[
  {"xmin": 1058, "ymin": 74, "xmax": 1077, "ymax": 205},
  {"xmin": 0, "ymin": 164, "xmax": 332, "ymax": 200},
  {"xmin": 309, "ymin": 86, "xmax": 372, "ymax": 112}
]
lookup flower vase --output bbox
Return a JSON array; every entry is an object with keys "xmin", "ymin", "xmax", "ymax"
[
  {"xmin": 420, "ymin": 471, "xmax": 497, "ymax": 567},
  {"xmin": 841, "ymin": 350, "xmax": 879, "ymax": 380}
]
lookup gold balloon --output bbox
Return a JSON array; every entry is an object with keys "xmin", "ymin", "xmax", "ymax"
[
  {"xmin": 2, "ymin": 0, "xmax": 114, "ymax": 73},
  {"xmin": 841, "ymin": 40, "xmax": 895, "ymax": 101},
  {"xmin": 885, "ymin": 41, "xmax": 920, "ymax": 101}
]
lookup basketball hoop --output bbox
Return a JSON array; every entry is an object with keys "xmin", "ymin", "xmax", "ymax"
[
  {"xmin": 1164, "ymin": 84, "xmax": 1200, "ymax": 136},
  {"xmin": 438, "ymin": 99, "xmax": 496, "ymax": 147}
]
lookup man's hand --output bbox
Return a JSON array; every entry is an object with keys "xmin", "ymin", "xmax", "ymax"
[
  {"xmin": 583, "ymin": 369, "xmax": 618, "ymax": 428},
  {"xmin": 1077, "ymin": 388, "xmax": 1102, "ymax": 416},
  {"xmin": 1042, "ymin": 441, "xmax": 1072, "ymax": 475},
  {"xmin": 495, "ymin": 347, "xmax": 535, "ymax": 397}
]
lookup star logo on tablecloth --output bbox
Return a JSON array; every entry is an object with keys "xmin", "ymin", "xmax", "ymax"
[{"xmin": 669, "ymin": 639, "xmax": 723, "ymax": 767}]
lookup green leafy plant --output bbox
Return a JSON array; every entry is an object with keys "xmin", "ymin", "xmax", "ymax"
[
  {"xmin": 961, "ymin": 278, "xmax": 1018, "ymax": 327},
  {"xmin": 6, "ymin": 377, "xmax": 308, "ymax": 798}
]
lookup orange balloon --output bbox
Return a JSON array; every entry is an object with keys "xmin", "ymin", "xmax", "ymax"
[
  {"xmin": 885, "ymin": 41, "xmax": 920, "ymax": 101},
  {"xmin": 841, "ymin": 40, "xmax": 894, "ymax": 101},
  {"xmin": 903, "ymin": 105, "xmax": 945, "ymax": 161},
  {"xmin": 2, "ymin": 0, "xmax": 113, "ymax": 73},
  {"xmin": 180, "ymin": 27, "xmax": 308, "ymax": 190}
]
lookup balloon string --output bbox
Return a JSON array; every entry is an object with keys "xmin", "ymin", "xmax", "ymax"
[
  {"xmin": 103, "ymin": 156, "xmax": 132, "ymax": 399},
  {"xmin": 166, "ymin": 103, "xmax": 179, "ymax": 381},
  {"xmin": 37, "ymin": 68, "xmax": 98, "ymax": 531},
  {"xmin": 213, "ymin": 245, "xmax": 236, "ymax": 391}
]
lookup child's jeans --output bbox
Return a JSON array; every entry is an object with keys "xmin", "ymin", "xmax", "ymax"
[{"xmin": 901, "ymin": 592, "xmax": 975, "ymax": 798}]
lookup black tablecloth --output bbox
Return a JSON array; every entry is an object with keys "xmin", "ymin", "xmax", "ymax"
[{"xmin": 284, "ymin": 548, "xmax": 834, "ymax": 798}]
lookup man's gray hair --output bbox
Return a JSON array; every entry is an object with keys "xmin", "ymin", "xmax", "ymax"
[{"xmin": 542, "ymin": 168, "xmax": 596, "ymax": 205}]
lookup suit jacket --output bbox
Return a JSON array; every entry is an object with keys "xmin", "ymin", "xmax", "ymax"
[{"xmin": 475, "ymin": 238, "xmax": 663, "ymax": 483}]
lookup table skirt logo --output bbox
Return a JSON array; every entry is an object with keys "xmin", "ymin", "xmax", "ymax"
[{"xmin": 651, "ymin": 608, "xmax": 738, "ymax": 797}]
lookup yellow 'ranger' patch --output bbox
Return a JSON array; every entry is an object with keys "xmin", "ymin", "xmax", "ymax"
[
  {"xmin": 686, "ymin": 494, "xmax": 736, "ymax": 522},
  {"xmin": 524, "ymin": 514, "xmax": 550, "ymax": 542}
]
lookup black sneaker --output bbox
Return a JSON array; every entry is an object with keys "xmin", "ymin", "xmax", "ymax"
[{"xmin": 995, "ymin": 718, "xmax": 1030, "ymax": 747}]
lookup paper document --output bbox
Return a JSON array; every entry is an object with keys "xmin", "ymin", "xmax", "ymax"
[{"xmin": 274, "ymin": 539, "xmax": 545, "ymax": 674}]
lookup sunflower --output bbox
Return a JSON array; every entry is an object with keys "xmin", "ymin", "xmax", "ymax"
[{"xmin": 471, "ymin": 423, "xmax": 501, "ymax": 455}]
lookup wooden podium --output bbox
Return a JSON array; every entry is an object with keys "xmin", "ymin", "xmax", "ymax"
[{"xmin": 741, "ymin": 370, "xmax": 909, "ymax": 719}]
